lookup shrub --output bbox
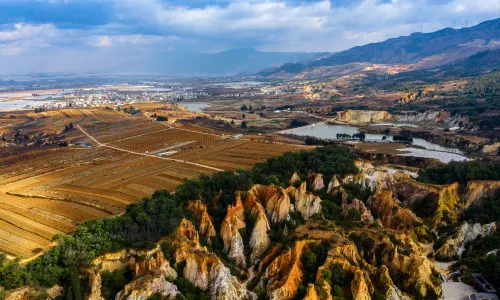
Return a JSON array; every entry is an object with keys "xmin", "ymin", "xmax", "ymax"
[{"xmin": 101, "ymin": 270, "xmax": 131, "ymax": 300}]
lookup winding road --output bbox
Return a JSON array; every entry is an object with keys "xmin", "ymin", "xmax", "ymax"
[{"xmin": 76, "ymin": 125, "xmax": 223, "ymax": 172}]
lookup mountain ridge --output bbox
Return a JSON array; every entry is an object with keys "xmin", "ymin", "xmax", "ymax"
[{"xmin": 259, "ymin": 18, "xmax": 500, "ymax": 77}]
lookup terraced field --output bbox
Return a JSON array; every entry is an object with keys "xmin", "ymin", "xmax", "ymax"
[
  {"xmin": 0, "ymin": 146, "xmax": 219, "ymax": 257},
  {"xmin": 81, "ymin": 120, "xmax": 166, "ymax": 143},
  {"xmin": 0, "ymin": 108, "xmax": 310, "ymax": 258},
  {"xmin": 172, "ymin": 139, "xmax": 305, "ymax": 170},
  {"xmin": 108, "ymin": 128, "xmax": 222, "ymax": 153},
  {"xmin": 177, "ymin": 124, "xmax": 226, "ymax": 135}
]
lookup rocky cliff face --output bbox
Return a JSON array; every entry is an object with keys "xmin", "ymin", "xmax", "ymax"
[
  {"xmin": 173, "ymin": 219, "xmax": 257, "ymax": 300},
  {"xmin": 394, "ymin": 111, "xmax": 469, "ymax": 128},
  {"xmin": 87, "ymin": 244, "xmax": 177, "ymax": 300},
  {"xmin": 262, "ymin": 239, "xmax": 314, "ymax": 300},
  {"xmin": 340, "ymin": 161, "xmax": 461, "ymax": 228},
  {"xmin": 286, "ymin": 182, "xmax": 322, "ymax": 220},
  {"xmin": 220, "ymin": 197, "xmax": 247, "ymax": 267},
  {"xmin": 341, "ymin": 193, "xmax": 374, "ymax": 222},
  {"xmin": 336, "ymin": 110, "xmax": 393, "ymax": 124},
  {"xmin": 367, "ymin": 189, "xmax": 421, "ymax": 230},
  {"xmin": 308, "ymin": 172, "xmax": 325, "ymax": 191},
  {"xmin": 463, "ymin": 180, "xmax": 500, "ymax": 209},
  {"xmin": 303, "ymin": 283, "xmax": 320, "ymax": 300},
  {"xmin": 302, "ymin": 229, "xmax": 441, "ymax": 300},
  {"xmin": 116, "ymin": 272, "xmax": 179, "ymax": 300},
  {"xmin": 483, "ymin": 142, "xmax": 500, "ymax": 154},
  {"xmin": 289, "ymin": 172, "xmax": 301, "ymax": 186},
  {"xmin": 188, "ymin": 200, "xmax": 217, "ymax": 243},
  {"xmin": 171, "ymin": 218, "xmax": 201, "ymax": 263},
  {"xmin": 436, "ymin": 222, "xmax": 497, "ymax": 259},
  {"xmin": 182, "ymin": 247, "xmax": 255, "ymax": 300},
  {"xmin": 244, "ymin": 195, "xmax": 271, "ymax": 262},
  {"xmin": 327, "ymin": 176, "xmax": 342, "ymax": 194},
  {"xmin": 2, "ymin": 286, "xmax": 63, "ymax": 300},
  {"xmin": 392, "ymin": 172, "xmax": 460, "ymax": 227},
  {"xmin": 343, "ymin": 161, "xmax": 395, "ymax": 191},
  {"xmin": 184, "ymin": 250, "xmax": 254, "ymax": 299},
  {"xmin": 248, "ymin": 185, "xmax": 291, "ymax": 224}
]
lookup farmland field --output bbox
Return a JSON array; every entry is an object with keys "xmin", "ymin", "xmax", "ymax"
[
  {"xmin": 108, "ymin": 128, "xmax": 222, "ymax": 153},
  {"xmin": 0, "ymin": 108, "xmax": 310, "ymax": 257},
  {"xmin": 81, "ymin": 120, "xmax": 167, "ymax": 143}
]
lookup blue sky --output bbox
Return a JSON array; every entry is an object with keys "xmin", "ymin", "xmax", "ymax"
[{"xmin": 0, "ymin": 0, "xmax": 498, "ymax": 73}]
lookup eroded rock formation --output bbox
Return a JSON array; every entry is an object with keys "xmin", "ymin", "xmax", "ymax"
[
  {"xmin": 220, "ymin": 197, "xmax": 246, "ymax": 267},
  {"xmin": 244, "ymin": 194, "xmax": 271, "ymax": 262},
  {"xmin": 116, "ymin": 271, "xmax": 179, "ymax": 300},
  {"xmin": 87, "ymin": 244, "xmax": 177, "ymax": 300},
  {"xmin": 341, "ymin": 193, "xmax": 374, "ymax": 222},
  {"xmin": 436, "ymin": 222, "xmax": 497, "ymax": 258},
  {"xmin": 286, "ymin": 182, "xmax": 322, "ymax": 220},
  {"xmin": 183, "ymin": 250, "xmax": 255, "ymax": 300},
  {"xmin": 248, "ymin": 185, "xmax": 291, "ymax": 223},
  {"xmin": 63, "ymin": 165, "xmax": 476, "ymax": 300},
  {"xmin": 463, "ymin": 180, "xmax": 500, "ymax": 209},
  {"xmin": 343, "ymin": 161, "xmax": 396, "ymax": 191},
  {"xmin": 262, "ymin": 240, "xmax": 315, "ymax": 300},
  {"xmin": 392, "ymin": 172, "xmax": 460, "ymax": 227},
  {"xmin": 188, "ymin": 200, "xmax": 217, "ymax": 243},
  {"xmin": 367, "ymin": 189, "xmax": 421, "ymax": 230},
  {"xmin": 327, "ymin": 175, "xmax": 342, "ymax": 194}
]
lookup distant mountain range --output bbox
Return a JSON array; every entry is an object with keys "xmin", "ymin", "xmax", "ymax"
[
  {"xmin": 106, "ymin": 47, "xmax": 326, "ymax": 75},
  {"xmin": 107, "ymin": 18, "xmax": 499, "ymax": 77},
  {"xmin": 260, "ymin": 18, "xmax": 500, "ymax": 77}
]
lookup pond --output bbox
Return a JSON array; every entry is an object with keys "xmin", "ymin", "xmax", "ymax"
[
  {"xmin": 177, "ymin": 102, "xmax": 211, "ymax": 112},
  {"xmin": 282, "ymin": 123, "xmax": 468, "ymax": 163},
  {"xmin": 286, "ymin": 123, "xmax": 462, "ymax": 153},
  {"xmin": 0, "ymin": 100, "xmax": 56, "ymax": 111}
]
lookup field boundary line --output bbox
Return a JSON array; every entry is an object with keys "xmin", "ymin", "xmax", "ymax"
[
  {"xmin": 0, "ymin": 215, "xmax": 53, "ymax": 244},
  {"xmin": 175, "ymin": 126, "xmax": 224, "ymax": 138},
  {"xmin": 104, "ymin": 127, "xmax": 173, "ymax": 144},
  {"xmin": 76, "ymin": 125, "xmax": 223, "ymax": 172},
  {"xmin": 5, "ymin": 191, "xmax": 115, "ymax": 214}
]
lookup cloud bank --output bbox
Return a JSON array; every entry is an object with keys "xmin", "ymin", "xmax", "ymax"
[{"xmin": 0, "ymin": 0, "xmax": 498, "ymax": 73}]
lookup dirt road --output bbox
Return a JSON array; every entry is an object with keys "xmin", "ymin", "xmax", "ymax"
[{"xmin": 76, "ymin": 125, "xmax": 223, "ymax": 172}]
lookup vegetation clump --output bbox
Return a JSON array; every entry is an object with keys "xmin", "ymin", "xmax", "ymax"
[{"xmin": 418, "ymin": 161, "xmax": 500, "ymax": 186}]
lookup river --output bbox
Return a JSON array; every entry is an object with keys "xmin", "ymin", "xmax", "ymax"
[
  {"xmin": 0, "ymin": 100, "xmax": 56, "ymax": 111},
  {"xmin": 177, "ymin": 102, "xmax": 211, "ymax": 112}
]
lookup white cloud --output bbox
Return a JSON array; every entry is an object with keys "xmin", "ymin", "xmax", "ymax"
[
  {"xmin": 91, "ymin": 34, "xmax": 180, "ymax": 48},
  {"xmin": 0, "ymin": 23, "xmax": 56, "ymax": 42},
  {"xmin": 0, "ymin": 0, "xmax": 499, "ymax": 72},
  {"xmin": 114, "ymin": 0, "xmax": 499, "ymax": 52},
  {"xmin": 454, "ymin": 4, "xmax": 466, "ymax": 12},
  {"xmin": 95, "ymin": 36, "xmax": 112, "ymax": 47}
]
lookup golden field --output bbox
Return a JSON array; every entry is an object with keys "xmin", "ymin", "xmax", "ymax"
[{"xmin": 0, "ymin": 106, "xmax": 308, "ymax": 257}]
